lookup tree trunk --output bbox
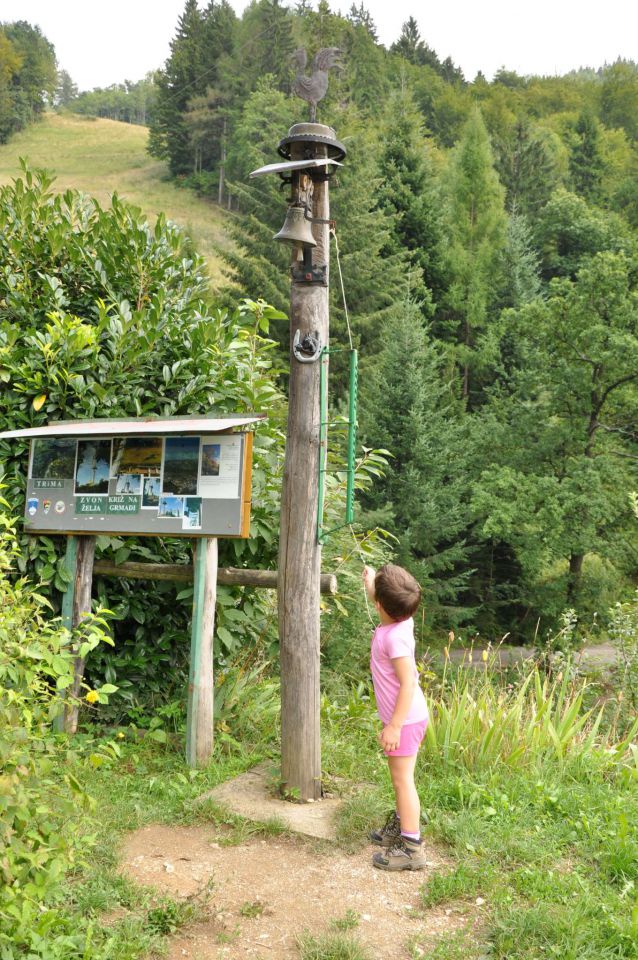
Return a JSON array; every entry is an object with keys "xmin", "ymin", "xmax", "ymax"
[
  {"xmin": 567, "ymin": 552, "xmax": 584, "ymax": 603},
  {"xmin": 218, "ymin": 117, "xmax": 226, "ymax": 206}
]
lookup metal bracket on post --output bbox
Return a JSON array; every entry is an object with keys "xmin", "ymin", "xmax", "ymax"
[
  {"xmin": 291, "ymin": 245, "xmax": 328, "ymax": 286},
  {"xmin": 293, "ymin": 328, "xmax": 322, "ymax": 363}
]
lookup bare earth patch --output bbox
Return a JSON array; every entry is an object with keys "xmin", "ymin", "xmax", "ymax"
[{"xmin": 120, "ymin": 824, "xmax": 467, "ymax": 959}]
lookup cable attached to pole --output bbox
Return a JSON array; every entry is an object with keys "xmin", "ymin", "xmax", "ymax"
[
  {"xmin": 330, "ymin": 228, "xmax": 353, "ymax": 350},
  {"xmin": 317, "ymin": 229, "xmax": 358, "ymax": 544}
]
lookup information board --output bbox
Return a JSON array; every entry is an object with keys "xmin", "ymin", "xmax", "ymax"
[{"xmin": 24, "ymin": 432, "xmax": 253, "ymax": 538}]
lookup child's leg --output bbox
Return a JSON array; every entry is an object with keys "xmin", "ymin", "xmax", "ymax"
[{"xmin": 387, "ymin": 754, "xmax": 419, "ymax": 835}]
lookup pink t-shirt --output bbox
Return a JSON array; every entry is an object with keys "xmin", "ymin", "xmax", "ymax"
[{"xmin": 370, "ymin": 618, "xmax": 428, "ymax": 726}]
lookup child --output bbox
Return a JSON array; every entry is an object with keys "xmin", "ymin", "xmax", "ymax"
[{"xmin": 363, "ymin": 563, "xmax": 428, "ymax": 871}]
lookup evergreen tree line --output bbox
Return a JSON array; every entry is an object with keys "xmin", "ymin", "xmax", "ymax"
[
  {"xmin": 148, "ymin": 0, "xmax": 638, "ymax": 639},
  {"xmin": 0, "ymin": 21, "xmax": 154, "ymax": 130},
  {"xmin": 0, "ymin": 20, "xmax": 57, "ymax": 143},
  {"xmin": 65, "ymin": 75, "xmax": 158, "ymax": 126}
]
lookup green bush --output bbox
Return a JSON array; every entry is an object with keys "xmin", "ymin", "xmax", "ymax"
[
  {"xmin": 0, "ymin": 165, "xmax": 286, "ymax": 718},
  {"xmin": 610, "ymin": 494, "xmax": 638, "ymax": 713},
  {"xmin": 424, "ymin": 653, "xmax": 638, "ymax": 774},
  {"xmin": 0, "ymin": 504, "xmax": 114, "ymax": 954}
]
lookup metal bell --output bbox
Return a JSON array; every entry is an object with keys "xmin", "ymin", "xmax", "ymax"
[{"xmin": 273, "ymin": 205, "xmax": 316, "ymax": 247}]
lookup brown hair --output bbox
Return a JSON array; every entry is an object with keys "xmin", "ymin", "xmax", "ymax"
[{"xmin": 374, "ymin": 564, "xmax": 421, "ymax": 621}]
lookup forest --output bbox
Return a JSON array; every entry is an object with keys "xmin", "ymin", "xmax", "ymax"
[
  {"xmin": 1, "ymin": 3, "xmax": 638, "ymax": 959},
  {"xmin": 0, "ymin": 0, "xmax": 637, "ymax": 668},
  {"xmin": 0, "ymin": 19, "xmax": 57, "ymax": 142},
  {"xmin": 147, "ymin": 0, "xmax": 638, "ymax": 639}
]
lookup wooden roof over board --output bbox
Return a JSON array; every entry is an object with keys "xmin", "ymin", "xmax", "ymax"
[{"xmin": 0, "ymin": 414, "xmax": 266, "ymax": 441}]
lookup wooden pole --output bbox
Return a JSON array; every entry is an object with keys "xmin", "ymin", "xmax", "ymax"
[
  {"xmin": 61, "ymin": 535, "xmax": 96, "ymax": 734},
  {"xmin": 186, "ymin": 537, "xmax": 218, "ymax": 767},
  {"xmin": 277, "ymin": 139, "xmax": 330, "ymax": 801}
]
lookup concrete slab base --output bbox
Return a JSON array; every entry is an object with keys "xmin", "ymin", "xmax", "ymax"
[{"xmin": 200, "ymin": 762, "xmax": 343, "ymax": 841}]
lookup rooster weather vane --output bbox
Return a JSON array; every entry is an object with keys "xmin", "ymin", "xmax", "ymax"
[{"xmin": 292, "ymin": 48, "xmax": 341, "ymax": 122}]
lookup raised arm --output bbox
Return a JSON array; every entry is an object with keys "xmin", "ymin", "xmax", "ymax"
[{"xmin": 362, "ymin": 565, "xmax": 376, "ymax": 601}]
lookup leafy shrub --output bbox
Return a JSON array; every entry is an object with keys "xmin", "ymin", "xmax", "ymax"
[
  {"xmin": 0, "ymin": 503, "xmax": 114, "ymax": 954},
  {"xmin": 609, "ymin": 495, "xmax": 638, "ymax": 712},
  {"xmin": 610, "ymin": 591, "xmax": 638, "ymax": 712},
  {"xmin": 424, "ymin": 654, "xmax": 638, "ymax": 774},
  {"xmin": 0, "ymin": 165, "xmax": 287, "ymax": 717}
]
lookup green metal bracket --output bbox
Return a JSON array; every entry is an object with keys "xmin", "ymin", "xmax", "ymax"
[{"xmin": 317, "ymin": 347, "xmax": 358, "ymax": 544}]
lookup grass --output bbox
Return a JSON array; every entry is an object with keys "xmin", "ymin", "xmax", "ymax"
[
  {"xmin": 20, "ymin": 657, "xmax": 638, "ymax": 959},
  {"xmin": 330, "ymin": 909, "xmax": 360, "ymax": 932},
  {"xmin": 298, "ymin": 931, "xmax": 373, "ymax": 960},
  {"xmin": 0, "ymin": 112, "xmax": 230, "ymax": 286}
]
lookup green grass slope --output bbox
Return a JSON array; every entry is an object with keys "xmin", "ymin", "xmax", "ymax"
[{"xmin": 0, "ymin": 113, "xmax": 228, "ymax": 286}]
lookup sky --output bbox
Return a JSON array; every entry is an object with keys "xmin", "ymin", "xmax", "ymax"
[{"xmin": 3, "ymin": 0, "xmax": 637, "ymax": 90}]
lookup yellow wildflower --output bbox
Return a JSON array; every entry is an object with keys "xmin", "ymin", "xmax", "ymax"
[
  {"xmin": 482, "ymin": 650, "xmax": 488, "ymax": 662},
  {"xmin": 85, "ymin": 690, "xmax": 99, "ymax": 704}
]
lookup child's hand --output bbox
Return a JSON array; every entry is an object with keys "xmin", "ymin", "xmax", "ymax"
[
  {"xmin": 362, "ymin": 565, "xmax": 376, "ymax": 600},
  {"xmin": 379, "ymin": 722, "xmax": 402, "ymax": 752}
]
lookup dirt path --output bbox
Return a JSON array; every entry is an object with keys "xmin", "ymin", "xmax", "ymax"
[{"xmin": 121, "ymin": 824, "xmax": 469, "ymax": 959}]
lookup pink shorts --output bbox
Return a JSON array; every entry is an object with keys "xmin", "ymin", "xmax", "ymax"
[{"xmin": 384, "ymin": 719, "xmax": 428, "ymax": 757}]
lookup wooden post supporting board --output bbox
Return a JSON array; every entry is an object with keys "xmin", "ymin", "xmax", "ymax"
[
  {"xmin": 186, "ymin": 537, "xmax": 218, "ymax": 767},
  {"xmin": 59, "ymin": 535, "xmax": 96, "ymax": 734},
  {"xmin": 60, "ymin": 535, "xmax": 79, "ymax": 631},
  {"xmin": 53, "ymin": 536, "xmax": 79, "ymax": 733}
]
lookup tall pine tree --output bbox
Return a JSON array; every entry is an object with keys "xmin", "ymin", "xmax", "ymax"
[
  {"xmin": 440, "ymin": 108, "xmax": 508, "ymax": 404},
  {"xmin": 149, "ymin": 0, "xmax": 236, "ymax": 175},
  {"xmin": 494, "ymin": 118, "xmax": 560, "ymax": 220},
  {"xmin": 376, "ymin": 88, "xmax": 444, "ymax": 311},
  {"xmin": 569, "ymin": 109, "xmax": 605, "ymax": 202},
  {"xmin": 360, "ymin": 302, "xmax": 472, "ymax": 625}
]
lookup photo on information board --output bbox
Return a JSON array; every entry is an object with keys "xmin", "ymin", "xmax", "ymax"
[
  {"xmin": 75, "ymin": 440, "xmax": 111, "ymax": 495},
  {"xmin": 182, "ymin": 496, "xmax": 202, "ymax": 530},
  {"xmin": 115, "ymin": 474, "xmax": 142, "ymax": 496},
  {"xmin": 31, "ymin": 438, "xmax": 77, "ymax": 480},
  {"xmin": 142, "ymin": 476, "xmax": 161, "ymax": 508},
  {"xmin": 111, "ymin": 437, "xmax": 162, "ymax": 478},
  {"xmin": 158, "ymin": 495, "xmax": 185, "ymax": 519},
  {"xmin": 162, "ymin": 437, "xmax": 200, "ymax": 496}
]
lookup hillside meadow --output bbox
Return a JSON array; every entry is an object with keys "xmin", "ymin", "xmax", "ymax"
[{"xmin": 0, "ymin": 112, "xmax": 229, "ymax": 285}]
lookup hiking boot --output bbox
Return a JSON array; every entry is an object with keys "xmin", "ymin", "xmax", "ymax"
[
  {"xmin": 369, "ymin": 810, "xmax": 401, "ymax": 847},
  {"xmin": 372, "ymin": 836, "xmax": 426, "ymax": 871}
]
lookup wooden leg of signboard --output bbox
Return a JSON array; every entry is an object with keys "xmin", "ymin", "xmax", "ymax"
[
  {"xmin": 53, "ymin": 536, "xmax": 79, "ymax": 732},
  {"xmin": 60, "ymin": 535, "xmax": 79, "ymax": 631},
  {"xmin": 186, "ymin": 537, "xmax": 217, "ymax": 767},
  {"xmin": 61, "ymin": 535, "xmax": 96, "ymax": 735}
]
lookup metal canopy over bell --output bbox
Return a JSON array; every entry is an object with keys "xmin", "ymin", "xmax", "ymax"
[
  {"xmin": 273, "ymin": 205, "xmax": 317, "ymax": 247},
  {"xmin": 278, "ymin": 122, "xmax": 347, "ymax": 165}
]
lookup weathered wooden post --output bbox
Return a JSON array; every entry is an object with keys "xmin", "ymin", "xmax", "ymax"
[
  {"xmin": 273, "ymin": 51, "xmax": 346, "ymax": 800},
  {"xmin": 58, "ymin": 534, "xmax": 96, "ymax": 733},
  {"xmin": 186, "ymin": 537, "xmax": 218, "ymax": 767}
]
